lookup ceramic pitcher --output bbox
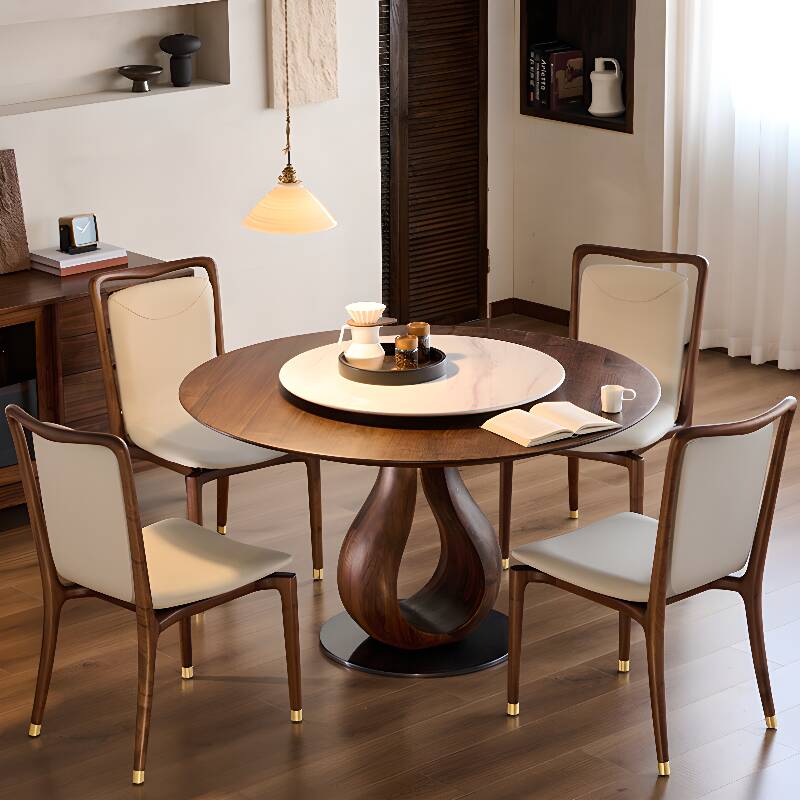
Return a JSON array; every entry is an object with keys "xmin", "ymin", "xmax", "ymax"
[{"xmin": 588, "ymin": 57, "xmax": 625, "ymax": 118}]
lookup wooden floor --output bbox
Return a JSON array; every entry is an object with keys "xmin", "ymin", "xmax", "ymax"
[{"xmin": 1, "ymin": 314, "xmax": 800, "ymax": 799}]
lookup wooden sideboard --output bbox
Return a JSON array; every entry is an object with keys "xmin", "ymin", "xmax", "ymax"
[{"xmin": 0, "ymin": 252, "xmax": 161, "ymax": 509}]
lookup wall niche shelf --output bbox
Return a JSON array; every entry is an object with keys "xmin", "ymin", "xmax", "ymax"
[
  {"xmin": 520, "ymin": 0, "xmax": 635, "ymax": 134},
  {"xmin": 0, "ymin": 79, "xmax": 228, "ymax": 119},
  {"xmin": 0, "ymin": 0, "xmax": 229, "ymax": 118}
]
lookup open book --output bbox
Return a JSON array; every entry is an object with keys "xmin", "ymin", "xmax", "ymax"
[{"xmin": 481, "ymin": 402, "xmax": 620, "ymax": 448}]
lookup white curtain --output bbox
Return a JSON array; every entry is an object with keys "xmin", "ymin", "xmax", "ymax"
[{"xmin": 671, "ymin": 0, "xmax": 800, "ymax": 369}]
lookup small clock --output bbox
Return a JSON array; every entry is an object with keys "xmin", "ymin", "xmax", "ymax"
[{"xmin": 59, "ymin": 214, "xmax": 99, "ymax": 255}]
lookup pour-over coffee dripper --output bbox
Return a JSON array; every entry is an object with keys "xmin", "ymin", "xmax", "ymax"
[{"xmin": 339, "ymin": 303, "xmax": 390, "ymax": 369}]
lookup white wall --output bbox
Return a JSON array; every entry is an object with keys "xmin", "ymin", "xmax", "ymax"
[
  {"xmin": 0, "ymin": 1, "xmax": 665, "ymax": 326},
  {"xmin": 510, "ymin": 0, "xmax": 668, "ymax": 309},
  {"xmin": 0, "ymin": 0, "xmax": 380, "ymax": 349},
  {"xmin": 486, "ymin": 0, "xmax": 516, "ymax": 302}
]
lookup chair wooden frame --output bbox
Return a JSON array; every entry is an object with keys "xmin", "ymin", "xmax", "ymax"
[
  {"xmin": 499, "ymin": 244, "xmax": 709, "ymax": 570},
  {"xmin": 506, "ymin": 397, "xmax": 796, "ymax": 776},
  {"xmin": 88, "ymin": 257, "xmax": 324, "ymax": 579},
  {"xmin": 6, "ymin": 405, "xmax": 302, "ymax": 785}
]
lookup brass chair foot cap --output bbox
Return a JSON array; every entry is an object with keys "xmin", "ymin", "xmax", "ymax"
[
  {"xmin": 217, "ymin": 525, "xmax": 227, "ymax": 535},
  {"xmin": 181, "ymin": 666, "xmax": 194, "ymax": 680},
  {"xmin": 569, "ymin": 510, "xmax": 579, "ymax": 519},
  {"xmin": 132, "ymin": 770, "xmax": 145, "ymax": 785},
  {"xmin": 28, "ymin": 723, "xmax": 41, "ymax": 737},
  {"xmin": 507, "ymin": 702, "xmax": 520, "ymax": 717},
  {"xmin": 502, "ymin": 558, "xmax": 510, "ymax": 570},
  {"xmin": 766, "ymin": 715, "xmax": 778, "ymax": 729},
  {"xmin": 313, "ymin": 568, "xmax": 324, "ymax": 581},
  {"xmin": 290, "ymin": 709, "xmax": 303, "ymax": 723},
  {"xmin": 658, "ymin": 761, "xmax": 670, "ymax": 777},
  {"xmin": 618, "ymin": 659, "xmax": 631, "ymax": 673}
]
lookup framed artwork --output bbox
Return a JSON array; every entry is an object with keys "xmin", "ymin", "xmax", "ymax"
[{"xmin": 268, "ymin": 0, "xmax": 338, "ymax": 107}]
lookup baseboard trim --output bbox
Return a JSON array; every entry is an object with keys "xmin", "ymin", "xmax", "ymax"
[
  {"xmin": 489, "ymin": 298, "xmax": 515, "ymax": 317},
  {"xmin": 490, "ymin": 298, "xmax": 570, "ymax": 327}
]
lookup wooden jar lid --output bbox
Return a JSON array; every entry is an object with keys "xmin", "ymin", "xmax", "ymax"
[{"xmin": 395, "ymin": 335, "xmax": 418, "ymax": 351}]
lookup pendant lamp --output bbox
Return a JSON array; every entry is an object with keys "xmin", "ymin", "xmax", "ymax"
[{"xmin": 243, "ymin": 0, "xmax": 336, "ymax": 234}]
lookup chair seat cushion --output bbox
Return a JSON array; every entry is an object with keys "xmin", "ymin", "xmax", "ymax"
[
  {"xmin": 512, "ymin": 512, "xmax": 659, "ymax": 602},
  {"xmin": 129, "ymin": 411, "xmax": 282, "ymax": 469},
  {"xmin": 143, "ymin": 518, "xmax": 292, "ymax": 608},
  {"xmin": 570, "ymin": 400, "xmax": 676, "ymax": 454}
]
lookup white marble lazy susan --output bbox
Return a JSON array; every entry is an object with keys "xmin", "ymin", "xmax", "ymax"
[{"xmin": 278, "ymin": 334, "xmax": 566, "ymax": 418}]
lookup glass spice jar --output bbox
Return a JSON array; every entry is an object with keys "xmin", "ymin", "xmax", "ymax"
[
  {"xmin": 394, "ymin": 335, "xmax": 419, "ymax": 370},
  {"xmin": 407, "ymin": 321, "xmax": 431, "ymax": 362}
]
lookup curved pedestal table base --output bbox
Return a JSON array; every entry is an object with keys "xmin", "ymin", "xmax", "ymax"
[{"xmin": 322, "ymin": 466, "xmax": 506, "ymax": 676}]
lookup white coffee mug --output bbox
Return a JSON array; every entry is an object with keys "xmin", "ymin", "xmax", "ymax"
[{"xmin": 601, "ymin": 385, "xmax": 636, "ymax": 414}]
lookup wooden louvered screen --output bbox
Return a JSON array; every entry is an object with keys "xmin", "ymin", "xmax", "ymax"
[
  {"xmin": 379, "ymin": 0, "xmax": 391, "ymax": 306},
  {"xmin": 381, "ymin": 0, "xmax": 488, "ymax": 324}
]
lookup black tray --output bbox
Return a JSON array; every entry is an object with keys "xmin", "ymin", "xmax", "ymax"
[{"xmin": 338, "ymin": 344, "xmax": 447, "ymax": 386}]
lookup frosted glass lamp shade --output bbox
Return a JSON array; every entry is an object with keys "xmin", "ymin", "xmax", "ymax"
[{"xmin": 243, "ymin": 181, "xmax": 337, "ymax": 234}]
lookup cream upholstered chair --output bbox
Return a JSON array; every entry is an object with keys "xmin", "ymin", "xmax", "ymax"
[
  {"xmin": 89, "ymin": 258, "xmax": 324, "ymax": 579},
  {"xmin": 499, "ymin": 245, "xmax": 708, "ymax": 569},
  {"xmin": 506, "ymin": 398, "xmax": 796, "ymax": 777},
  {"xmin": 562, "ymin": 245, "xmax": 707, "ymax": 666},
  {"xmin": 6, "ymin": 405, "xmax": 302, "ymax": 786},
  {"xmin": 564, "ymin": 244, "xmax": 709, "ymax": 513}
]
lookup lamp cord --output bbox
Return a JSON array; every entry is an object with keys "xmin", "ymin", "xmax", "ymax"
[
  {"xmin": 278, "ymin": 0, "xmax": 298, "ymax": 182},
  {"xmin": 284, "ymin": 0, "xmax": 291, "ymax": 166}
]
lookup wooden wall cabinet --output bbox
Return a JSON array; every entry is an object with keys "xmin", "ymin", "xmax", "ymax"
[{"xmin": 0, "ymin": 253, "xmax": 159, "ymax": 509}]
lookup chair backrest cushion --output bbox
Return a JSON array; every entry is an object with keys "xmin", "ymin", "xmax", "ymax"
[
  {"xmin": 578, "ymin": 265, "xmax": 689, "ymax": 414},
  {"xmin": 107, "ymin": 276, "xmax": 216, "ymax": 439},
  {"xmin": 668, "ymin": 422, "xmax": 775, "ymax": 596},
  {"xmin": 33, "ymin": 433, "xmax": 134, "ymax": 602}
]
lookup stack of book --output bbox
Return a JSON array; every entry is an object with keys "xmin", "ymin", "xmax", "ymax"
[
  {"xmin": 528, "ymin": 41, "xmax": 584, "ymax": 111},
  {"xmin": 30, "ymin": 243, "xmax": 128, "ymax": 278}
]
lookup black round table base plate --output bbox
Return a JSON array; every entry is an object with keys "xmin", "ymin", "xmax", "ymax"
[{"xmin": 319, "ymin": 609, "xmax": 508, "ymax": 678}]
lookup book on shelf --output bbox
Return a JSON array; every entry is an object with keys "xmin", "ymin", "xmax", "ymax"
[
  {"xmin": 528, "ymin": 40, "xmax": 560, "ymax": 105},
  {"xmin": 481, "ymin": 402, "xmax": 620, "ymax": 448},
  {"xmin": 528, "ymin": 47, "xmax": 538, "ymax": 104},
  {"xmin": 30, "ymin": 243, "xmax": 128, "ymax": 277},
  {"xmin": 549, "ymin": 49, "xmax": 583, "ymax": 110},
  {"xmin": 529, "ymin": 41, "xmax": 571, "ymax": 108}
]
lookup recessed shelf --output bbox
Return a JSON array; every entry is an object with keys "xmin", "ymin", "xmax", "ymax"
[
  {"xmin": 0, "ymin": 0, "xmax": 229, "ymax": 116},
  {"xmin": 524, "ymin": 103, "xmax": 629, "ymax": 133},
  {"xmin": 0, "ymin": 0, "xmax": 221, "ymax": 27},
  {"xmin": 520, "ymin": 0, "xmax": 635, "ymax": 134},
  {"xmin": 0, "ymin": 79, "xmax": 228, "ymax": 118}
]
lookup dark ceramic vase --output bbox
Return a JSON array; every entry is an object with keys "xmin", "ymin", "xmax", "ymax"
[{"xmin": 159, "ymin": 33, "xmax": 202, "ymax": 87}]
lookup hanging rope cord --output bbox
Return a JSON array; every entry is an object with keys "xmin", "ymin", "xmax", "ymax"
[
  {"xmin": 283, "ymin": 0, "xmax": 291, "ymax": 165},
  {"xmin": 277, "ymin": 0, "xmax": 297, "ymax": 183}
]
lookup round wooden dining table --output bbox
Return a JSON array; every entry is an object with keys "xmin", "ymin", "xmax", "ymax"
[{"xmin": 180, "ymin": 326, "xmax": 660, "ymax": 677}]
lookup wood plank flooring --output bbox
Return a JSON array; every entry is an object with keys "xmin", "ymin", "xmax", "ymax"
[{"xmin": 1, "ymin": 314, "xmax": 799, "ymax": 799}]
